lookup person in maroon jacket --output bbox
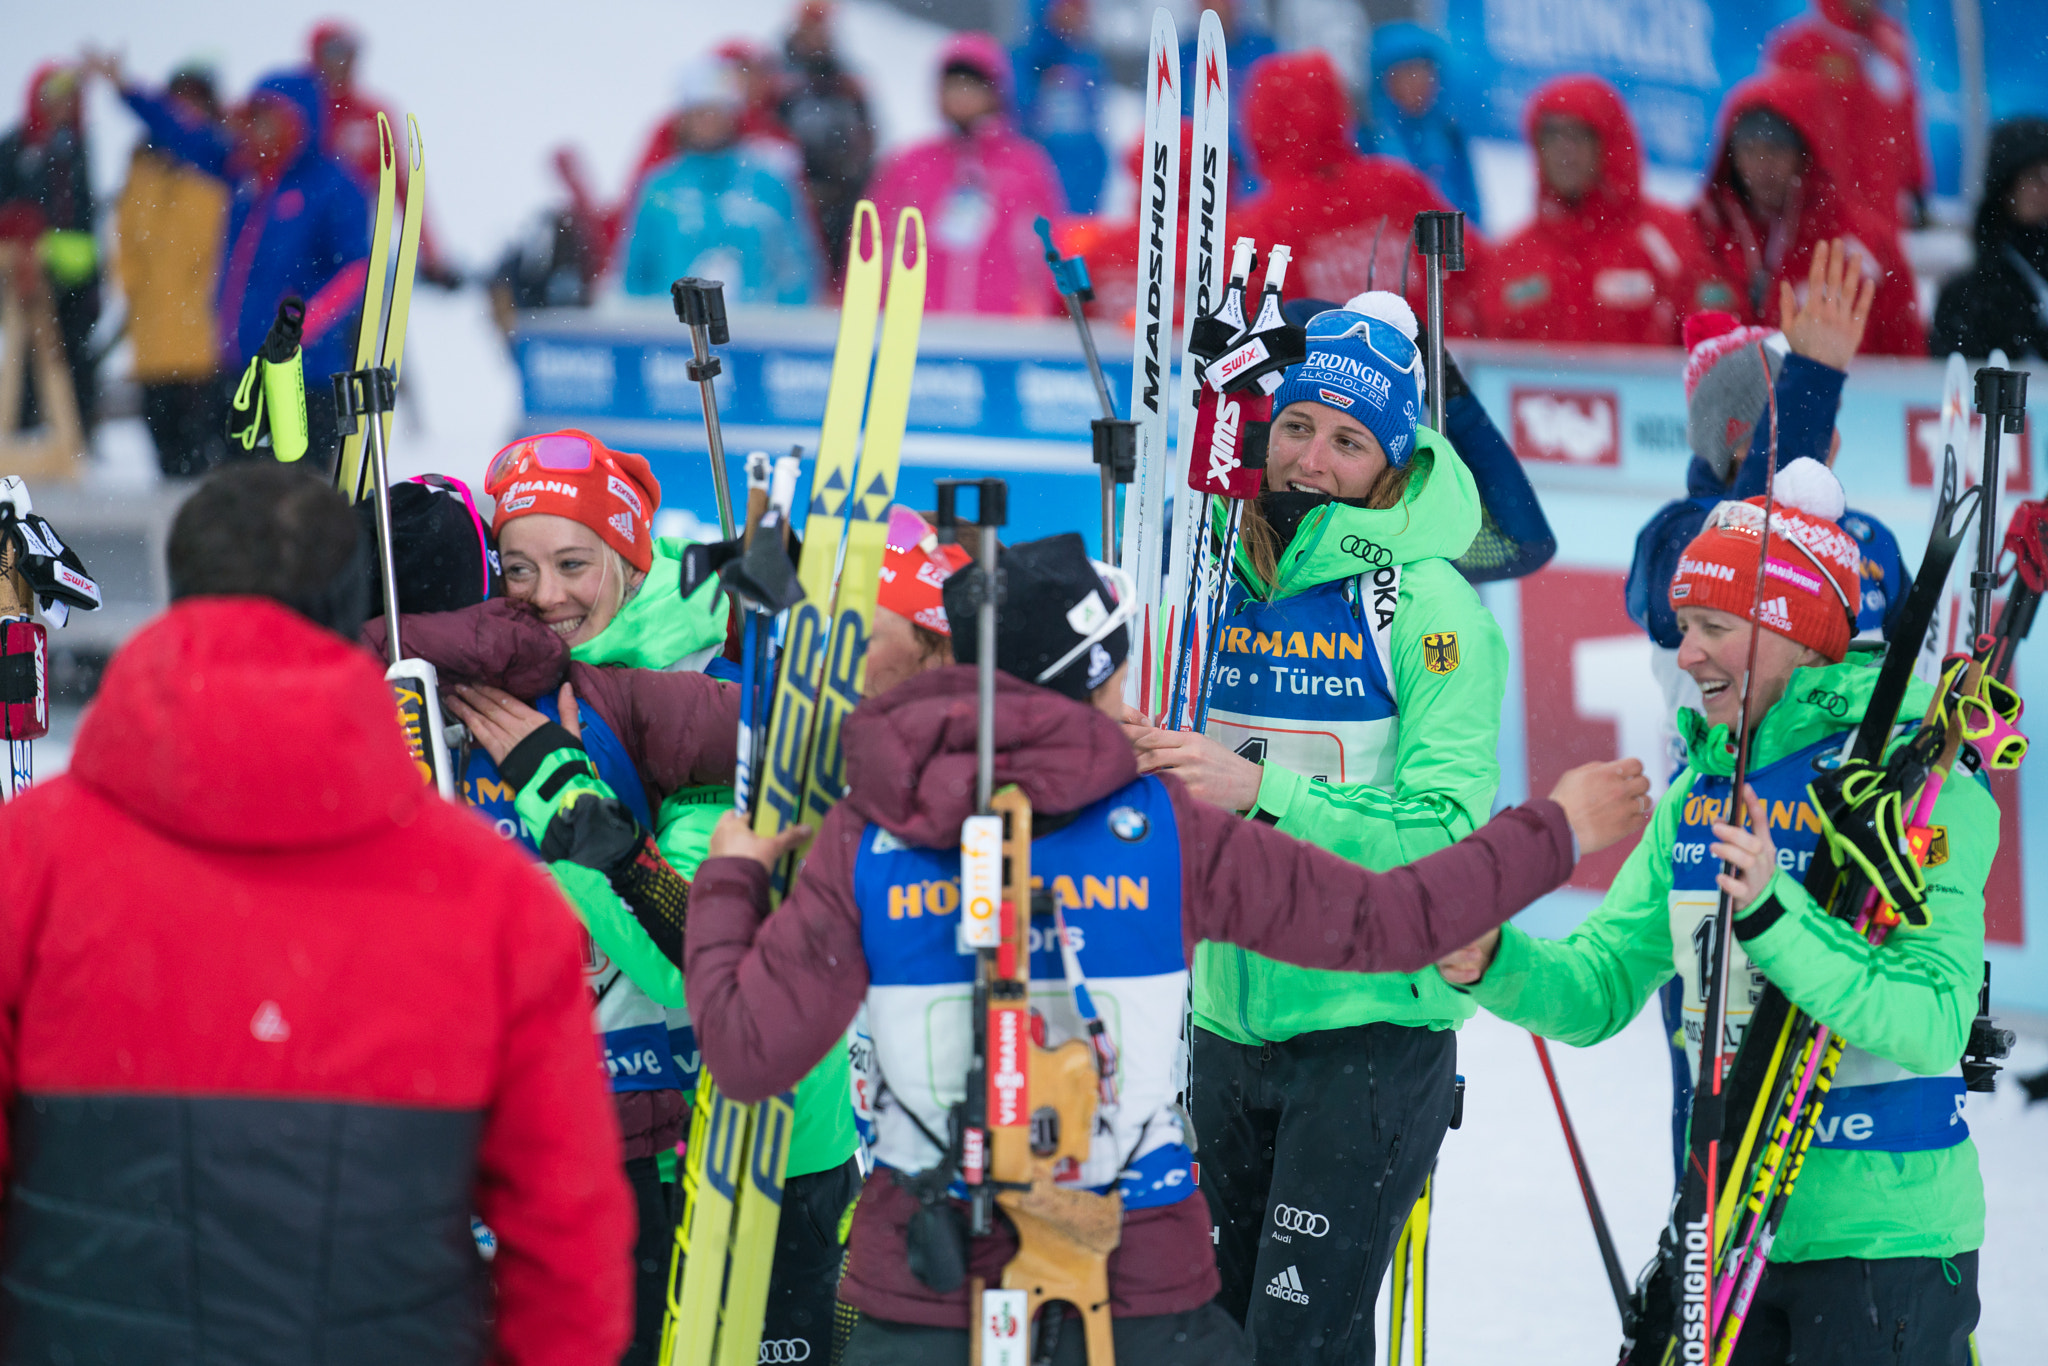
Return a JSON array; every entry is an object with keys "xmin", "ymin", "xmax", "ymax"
[
  {"xmin": 0, "ymin": 465, "xmax": 632, "ymax": 1366},
  {"xmin": 687, "ymin": 534, "xmax": 1649, "ymax": 1364}
]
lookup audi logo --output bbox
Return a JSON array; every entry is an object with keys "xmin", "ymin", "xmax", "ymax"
[
  {"xmin": 757, "ymin": 1341, "xmax": 812, "ymax": 1363},
  {"xmin": 1272, "ymin": 1204, "xmax": 1329, "ymax": 1236},
  {"xmin": 1339, "ymin": 535, "xmax": 1392, "ymax": 567}
]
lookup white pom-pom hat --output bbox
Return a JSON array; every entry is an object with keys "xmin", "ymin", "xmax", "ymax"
[{"xmin": 1672, "ymin": 457, "xmax": 1862, "ymax": 662}]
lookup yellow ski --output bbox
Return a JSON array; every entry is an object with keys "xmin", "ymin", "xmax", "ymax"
[{"xmin": 335, "ymin": 113, "xmax": 424, "ymax": 502}]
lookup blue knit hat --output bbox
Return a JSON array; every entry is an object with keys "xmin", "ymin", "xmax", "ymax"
[{"xmin": 1269, "ymin": 295, "xmax": 1425, "ymax": 467}]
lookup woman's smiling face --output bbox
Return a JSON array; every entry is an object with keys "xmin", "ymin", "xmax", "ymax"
[
  {"xmin": 1264, "ymin": 401, "xmax": 1391, "ymax": 501},
  {"xmin": 498, "ymin": 514, "xmax": 627, "ymax": 647}
]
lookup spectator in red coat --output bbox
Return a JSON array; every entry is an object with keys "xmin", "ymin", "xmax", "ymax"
[
  {"xmin": 1764, "ymin": 0, "xmax": 1929, "ymax": 229},
  {"xmin": 307, "ymin": 21, "xmax": 457, "ymax": 284},
  {"xmin": 1227, "ymin": 49, "xmax": 1488, "ymax": 331},
  {"xmin": 1693, "ymin": 69, "xmax": 1924, "ymax": 357},
  {"xmin": 1051, "ymin": 120, "xmax": 1195, "ymax": 327},
  {"xmin": 0, "ymin": 464, "xmax": 632, "ymax": 1366},
  {"xmin": 1474, "ymin": 75, "xmax": 1736, "ymax": 346}
]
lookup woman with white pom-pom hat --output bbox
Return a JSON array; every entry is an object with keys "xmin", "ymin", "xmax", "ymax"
[
  {"xmin": 1123, "ymin": 289, "xmax": 1537, "ymax": 1363},
  {"xmin": 1440, "ymin": 455, "xmax": 1995, "ymax": 1363}
]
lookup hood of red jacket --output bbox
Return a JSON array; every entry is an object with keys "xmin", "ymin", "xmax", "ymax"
[
  {"xmin": 1705, "ymin": 68, "xmax": 1850, "ymax": 209},
  {"xmin": 71, "ymin": 598, "xmax": 428, "ymax": 851},
  {"xmin": 308, "ymin": 19, "xmax": 361, "ymax": 80},
  {"xmin": 1814, "ymin": 0, "xmax": 1879, "ymax": 34},
  {"xmin": 841, "ymin": 667, "xmax": 1137, "ymax": 848},
  {"xmin": 1526, "ymin": 74, "xmax": 1640, "ymax": 223},
  {"xmin": 940, "ymin": 32, "xmax": 1013, "ymax": 109},
  {"xmin": 1245, "ymin": 50, "xmax": 1356, "ymax": 180},
  {"xmin": 23, "ymin": 63, "xmax": 79, "ymax": 144}
]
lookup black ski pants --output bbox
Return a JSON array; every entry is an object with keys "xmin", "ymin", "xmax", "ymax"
[
  {"xmin": 1193, "ymin": 1021, "xmax": 1456, "ymax": 1366},
  {"xmin": 762, "ymin": 1156, "xmax": 862, "ymax": 1364},
  {"xmin": 1727, "ymin": 1251, "xmax": 1980, "ymax": 1366},
  {"xmin": 142, "ymin": 379, "xmax": 227, "ymax": 477},
  {"xmin": 839, "ymin": 1299, "xmax": 1249, "ymax": 1365},
  {"xmin": 623, "ymin": 1155, "xmax": 859, "ymax": 1366}
]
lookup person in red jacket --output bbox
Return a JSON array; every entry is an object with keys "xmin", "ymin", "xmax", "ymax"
[
  {"xmin": 1474, "ymin": 74, "xmax": 1736, "ymax": 345},
  {"xmin": 307, "ymin": 20, "xmax": 457, "ymax": 285},
  {"xmin": 683, "ymin": 534, "xmax": 1650, "ymax": 1363},
  {"xmin": 1050, "ymin": 120, "xmax": 1193, "ymax": 327},
  {"xmin": 0, "ymin": 464, "xmax": 632, "ymax": 1365},
  {"xmin": 1765, "ymin": 0, "xmax": 1929, "ymax": 229},
  {"xmin": 1228, "ymin": 50, "xmax": 1488, "ymax": 331},
  {"xmin": 1693, "ymin": 69, "xmax": 1924, "ymax": 356}
]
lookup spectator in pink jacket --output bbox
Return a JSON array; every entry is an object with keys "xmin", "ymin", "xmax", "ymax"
[{"xmin": 867, "ymin": 33, "xmax": 1062, "ymax": 315}]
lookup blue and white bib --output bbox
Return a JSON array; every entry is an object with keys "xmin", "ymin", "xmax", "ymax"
[
  {"xmin": 467, "ymin": 697, "xmax": 679, "ymax": 1095},
  {"xmin": 851, "ymin": 776, "xmax": 1196, "ymax": 1210},
  {"xmin": 1669, "ymin": 731, "xmax": 1967, "ymax": 1152},
  {"xmin": 1200, "ymin": 569, "xmax": 1401, "ymax": 788}
]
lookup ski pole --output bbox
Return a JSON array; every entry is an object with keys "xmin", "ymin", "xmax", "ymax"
[
  {"xmin": 1531, "ymin": 1034, "xmax": 1628, "ymax": 1321},
  {"xmin": 672, "ymin": 277, "xmax": 739, "ymax": 540},
  {"xmin": 1411, "ymin": 212, "xmax": 1465, "ymax": 434},
  {"xmin": 336, "ymin": 366, "xmax": 407, "ymax": 664},
  {"xmin": 1970, "ymin": 366, "xmax": 2028, "ymax": 640},
  {"xmin": 935, "ymin": 477, "xmax": 1008, "ymax": 1241},
  {"xmin": 1034, "ymin": 217, "xmax": 1135, "ymax": 567}
]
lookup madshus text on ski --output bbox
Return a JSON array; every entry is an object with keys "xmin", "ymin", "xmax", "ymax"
[{"xmin": 1, "ymin": 7, "xmax": 2041, "ymax": 1366}]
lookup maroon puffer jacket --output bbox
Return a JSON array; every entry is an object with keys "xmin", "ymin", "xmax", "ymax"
[
  {"xmin": 685, "ymin": 666, "xmax": 1577, "ymax": 1327},
  {"xmin": 366, "ymin": 599, "xmax": 739, "ymax": 1159}
]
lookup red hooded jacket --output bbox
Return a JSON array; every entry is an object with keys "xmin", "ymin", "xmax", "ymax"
[
  {"xmin": 1693, "ymin": 69, "xmax": 1924, "ymax": 356},
  {"xmin": 1051, "ymin": 120, "xmax": 1194, "ymax": 327},
  {"xmin": 1475, "ymin": 76, "xmax": 1736, "ymax": 346},
  {"xmin": 1764, "ymin": 0, "xmax": 1929, "ymax": 228},
  {"xmin": 1228, "ymin": 51, "xmax": 1488, "ymax": 332},
  {"xmin": 0, "ymin": 599, "xmax": 631, "ymax": 1366},
  {"xmin": 684, "ymin": 667, "xmax": 1577, "ymax": 1326}
]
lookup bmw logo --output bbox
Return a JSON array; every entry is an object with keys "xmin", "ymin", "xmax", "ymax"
[{"xmin": 1109, "ymin": 805, "xmax": 1149, "ymax": 842}]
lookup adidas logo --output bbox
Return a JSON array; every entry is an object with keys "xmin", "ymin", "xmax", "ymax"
[
  {"xmin": 1759, "ymin": 595, "xmax": 1791, "ymax": 630},
  {"xmin": 1264, "ymin": 1265, "xmax": 1310, "ymax": 1305}
]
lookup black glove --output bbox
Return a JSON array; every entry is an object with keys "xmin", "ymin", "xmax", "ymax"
[
  {"xmin": 1807, "ymin": 758, "xmax": 1931, "ymax": 926},
  {"xmin": 540, "ymin": 793, "xmax": 691, "ymax": 968}
]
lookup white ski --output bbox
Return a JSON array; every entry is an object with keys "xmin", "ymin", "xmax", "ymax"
[
  {"xmin": 1122, "ymin": 7, "xmax": 1181, "ymax": 709},
  {"xmin": 1156, "ymin": 6, "xmax": 1231, "ymax": 724}
]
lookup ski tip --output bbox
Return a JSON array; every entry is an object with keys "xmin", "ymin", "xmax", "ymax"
[
  {"xmin": 851, "ymin": 201, "xmax": 882, "ymax": 269},
  {"xmin": 892, "ymin": 207, "xmax": 925, "ymax": 273}
]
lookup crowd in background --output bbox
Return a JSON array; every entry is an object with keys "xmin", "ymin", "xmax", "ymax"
[{"xmin": 6, "ymin": 0, "xmax": 2048, "ymax": 481}]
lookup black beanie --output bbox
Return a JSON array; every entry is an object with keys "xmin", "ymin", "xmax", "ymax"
[
  {"xmin": 356, "ymin": 477, "xmax": 500, "ymax": 617},
  {"xmin": 943, "ymin": 532, "xmax": 1128, "ymax": 701}
]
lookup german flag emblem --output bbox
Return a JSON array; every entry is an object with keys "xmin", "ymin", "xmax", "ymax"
[{"xmin": 1422, "ymin": 632, "xmax": 1460, "ymax": 675}]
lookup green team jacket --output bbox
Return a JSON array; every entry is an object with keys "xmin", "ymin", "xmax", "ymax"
[
  {"xmin": 1468, "ymin": 650, "xmax": 1992, "ymax": 1261},
  {"xmin": 1192, "ymin": 427, "xmax": 1508, "ymax": 1044},
  {"xmin": 511, "ymin": 537, "xmax": 857, "ymax": 1179}
]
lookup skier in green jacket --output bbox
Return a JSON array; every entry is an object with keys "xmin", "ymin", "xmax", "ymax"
[
  {"xmin": 405, "ymin": 431, "xmax": 858, "ymax": 1365},
  {"xmin": 1124, "ymin": 294, "xmax": 1513, "ymax": 1364},
  {"xmin": 1440, "ymin": 459, "xmax": 1992, "ymax": 1364}
]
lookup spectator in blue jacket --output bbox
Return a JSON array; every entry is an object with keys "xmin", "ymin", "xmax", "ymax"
[
  {"xmin": 88, "ymin": 56, "xmax": 368, "ymax": 472},
  {"xmin": 620, "ymin": 58, "xmax": 817, "ymax": 306},
  {"xmin": 1012, "ymin": 0, "xmax": 1109, "ymax": 214},
  {"xmin": 1359, "ymin": 23, "xmax": 1481, "ymax": 227}
]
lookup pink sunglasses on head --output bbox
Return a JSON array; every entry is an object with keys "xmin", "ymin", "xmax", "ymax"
[{"xmin": 485, "ymin": 432, "xmax": 605, "ymax": 490}]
